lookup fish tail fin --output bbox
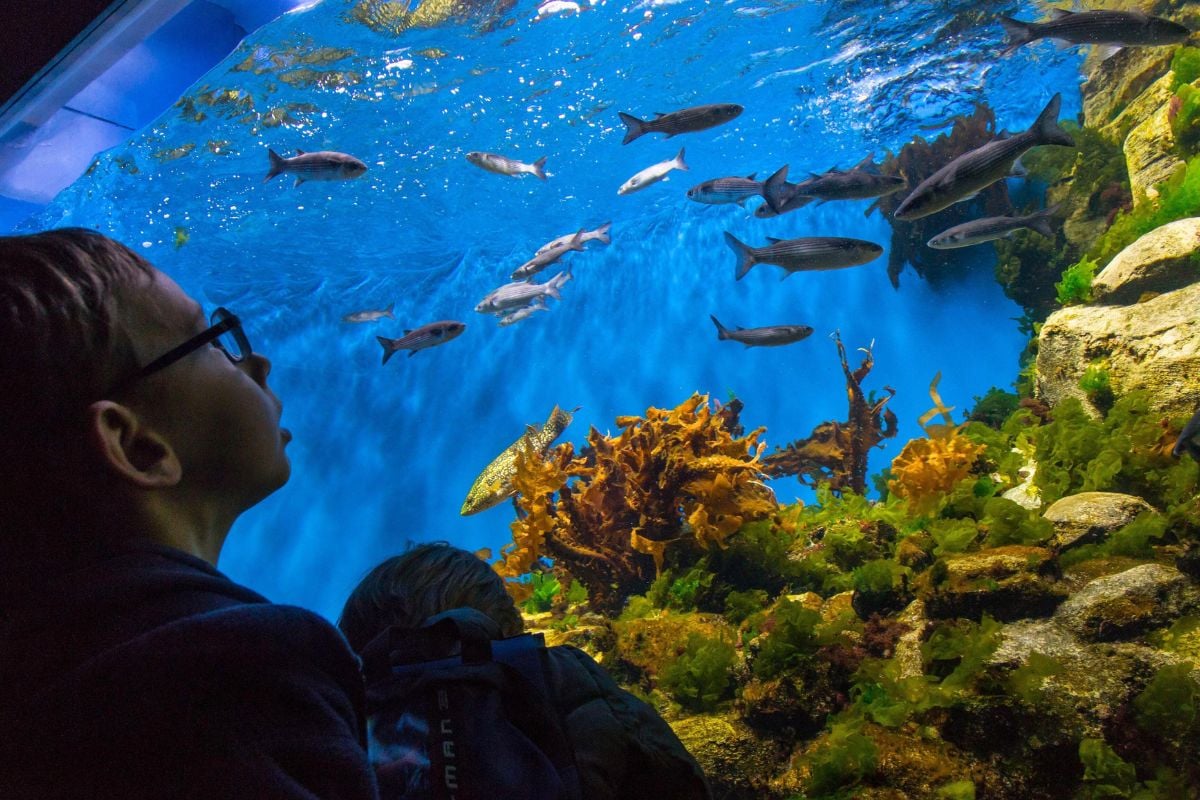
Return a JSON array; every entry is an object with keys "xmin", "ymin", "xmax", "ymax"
[
  {"xmin": 1028, "ymin": 204, "xmax": 1060, "ymax": 239},
  {"xmin": 674, "ymin": 147, "xmax": 688, "ymax": 171},
  {"xmin": 999, "ymin": 16, "xmax": 1034, "ymax": 55},
  {"xmin": 594, "ymin": 222, "xmax": 612, "ymax": 245},
  {"xmin": 532, "ymin": 156, "xmax": 548, "ymax": 180},
  {"xmin": 763, "ymin": 165, "xmax": 791, "ymax": 213},
  {"xmin": 710, "ymin": 314, "xmax": 730, "ymax": 340},
  {"xmin": 724, "ymin": 231, "xmax": 756, "ymax": 281},
  {"xmin": 1032, "ymin": 92, "xmax": 1074, "ymax": 147},
  {"xmin": 618, "ymin": 112, "xmax": 646, "ymax": 145},
  {"xmin": 377, "ymin": 336, "xmax": 397, "ymax": 365},
  {"xmin": 384, "ymin": 302, "xmax": 395, "ymax": 318},
  {"xmin": 265, "ymin": 148, "xmax": 285, "ymax": 183}
]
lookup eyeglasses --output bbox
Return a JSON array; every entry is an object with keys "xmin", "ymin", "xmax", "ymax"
[{"xmin": 108, "ymin": 307, "xmax": 251, "ymax": 395}]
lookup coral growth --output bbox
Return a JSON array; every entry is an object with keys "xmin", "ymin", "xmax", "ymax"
[
  {"xmin": 496, "ymin": 393, "xmax": 777, "ymax": 611},
  {"xmin": 763, "ymin": 333, "xmax": 898, "ymax": 494},
  {"xmin": 888, "ymin": 374, "xmax": 986, "ymax": 514}
]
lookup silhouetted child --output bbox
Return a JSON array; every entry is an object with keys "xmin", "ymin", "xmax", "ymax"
[{"xmin": 339, "ymin": 542, "xmax": 713, "ymax": 800}]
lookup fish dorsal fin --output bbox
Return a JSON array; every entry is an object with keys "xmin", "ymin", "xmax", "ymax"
[
  {"xmin": 746, "ymin": 173, "xmax": 756, "ymax": 180},
  {"xmin": 766, "ymin": 236, "xmax": 784, "ymax": 243},
  {"xmin": 827, "ymin": 164, "xmax": 839, "ymax": 173},
  {"xmin": 852, "ymin": 153, "xmax": 874, "ymax": 170},
  {"xmin": 809, "ymin": 172, "xmax": 823, "ymax": 180},
  {"xmin": 1048, "ymin": 8, "xmax": 1073, "ymax": 19},
  {"xmin": 736, "ymin": 325, "xmax": 745, "ymax": 330},
  {"xmin": 654, "ymin": 112, "xmax": 667, "ymax": 118},
  {"xmin": 404, "ymin": 329, "xmax": 413, "ymax": 335},
  {"xmin": 296, "ymin": 148, "xmax": 307, "ymax": 155}
]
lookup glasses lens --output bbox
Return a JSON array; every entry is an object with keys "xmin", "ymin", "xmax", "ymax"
[{"xmin": 211, "ymin": 308, "xmax": 249, "ymax": 361}]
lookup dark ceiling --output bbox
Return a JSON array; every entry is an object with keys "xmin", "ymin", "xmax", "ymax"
[{"xmin": 0, "ymin": 0, "xmax": 116, "ymax": 113}]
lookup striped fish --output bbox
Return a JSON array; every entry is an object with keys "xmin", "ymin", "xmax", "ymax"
[
  {"xmin": 927, "ymin": 205, "xmax": 1059, "ymax": 249},
  {"xmin": 512, "ymin": 230, "xmax": 585, "ymax": 280},
  {"xmin": 535, "ymin": 222, "xmax": 612, "ymax": 255},
  {"xmin": 460, "ymin": 405, "xmax": 576, "ymax": 515},
  {"xmin": 1000, "ymin": 10, "xmax": 1190, "ymax": 54},
  {"xmin": 687, "ymin": 174, "xmax": 763, "ymax": 206},
  {"xmin": 376, "ymin": 320, "xmax": 466, "ymax": 364},
  {"xmin": 618, "ymin": 103, "xmax": 742, "ymax": 145},
  {"xmin": 710, "ymin": 315, "xmax": 813, "ymax": 348},
  {"xmin": 475, "ymin": 271, "xmax": 571, "ymax": 315},
  {"xmin": 893, "ymin": 93, "xmax": 1074, "ymax": 221},
  {"xmin": 264, "ymin": 149, "xmax": 367, "ymax": 187},
  {"xmin": 466, "ymin": 151, "xmax": 548, "ymax": 180},
  {"xmin": 763, "ymin": 157, "xmax": 905, "ymax": 212},
  {"xmin": 724, "ymin": 232, "xmax": 883, "ymax": 281}
]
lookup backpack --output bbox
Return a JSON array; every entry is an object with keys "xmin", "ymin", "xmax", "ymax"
[{"xmin": 360, "ymin": 607, "xmax": 583, "ymax": 800}]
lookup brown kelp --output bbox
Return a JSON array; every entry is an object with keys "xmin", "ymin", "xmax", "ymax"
[{"xmin": 763, "ymin": 333, "xmax": 898, "ymax": 495}]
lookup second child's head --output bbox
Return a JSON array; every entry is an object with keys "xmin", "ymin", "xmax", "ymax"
[{"xmin": 338, "ymin": 542, "xmax": 524, "ymax": 653}]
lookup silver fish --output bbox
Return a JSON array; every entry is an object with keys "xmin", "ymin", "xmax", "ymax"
[
  {"xmin": 534, "ymin": 222, "xmax": 612, "ymax": 255},
  {"xmin": 710, "ymin": 315, "xmax": 813, "ymax": 348},
  {"xmin": 512, "ymin": 230, "xmax": 585, "ymax": 281},
  {"xmin": 927, "ymin": 205, "xmax": 1060, "ymax": 249},
  {"xmin": 498, "ymin": 299, "xmax": 550, "ymax": 327},
  {"xmin": 1175, "ymin": 406, "xmax": 1200, "ymax": 460},
  {"xmin": 342, "ymin": 303, "xmax": 395, "ymax": 323},
  {"xmin": 376, "ymin": 320, "xmax": 466, "ymax": 364},
  {"xmin": 763, "ymin": 158, "xmax": 906, "ymax": 212},
  {"xmin": 466, "ymin": 151, "xmax": 548, "ymax": 180},
  {"xmin": 618, "ymin": 104, "xmax": 742, "ymax": 145},
  {"xmin": 618, "ymin": 148, "xmax": 688, "ymax": 195},
  {"xmin": 687, "ymin": 174, "xmax": 763, "ymax": 206},
  {"xmin": 1000, "ymin": 10, "xmax": 1190, "ymax": 54},
  {"xmin": 724, "ymin": 233, "xmax": 883, "ymax": 281},
  {"xmin": 893, "ymin": 93, "xmax": 1074, "ymax": 221},
  {"xmin": 475, "ymin": 271, "xmax": 572, "ymax": 315},
  {"xmin": 264, "ymin": 148, "xmax": 367, "ymax": 187}
]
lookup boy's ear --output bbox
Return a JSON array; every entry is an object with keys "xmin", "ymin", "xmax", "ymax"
[{"xmin": 85, "ymin": 401, "xmax": 183, "ymax": 489}]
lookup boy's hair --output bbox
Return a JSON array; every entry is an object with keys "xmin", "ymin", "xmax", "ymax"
[
  {"xmin": 339, "ymin": 542, "xmax": 524, "ymax": 652},
  {"xmin": 0, "ymin": 228, "xmax": 155, "ymax": 530}
]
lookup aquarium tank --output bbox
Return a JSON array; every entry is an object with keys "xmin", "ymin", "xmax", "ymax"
[{"xmin": 13, "ymin": 0, "xmax": 1200, "ymax": 796}]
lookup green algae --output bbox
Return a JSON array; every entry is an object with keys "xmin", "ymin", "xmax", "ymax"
[
  {"xmin": 980, "ymin": 497, "xmax": 1054, "ymax": 548},
  {"xmin": 1089, "ymin": 156, "xmax": 1200, "ymax": 267},
  {"xmin": 1170, "ymin": 47, "xmax": 1200, "ymax": 90},
  {"xmin": 523, "ymin": 571, "xmax": 561, "ymax": 613},
  {"xmin": 660, "ymin": 632, "xmax": 736, "ymax": 712},
  {"xmin": 965, "ymin": 387, "xmax": 1019, "ymax": 429},
  {"xmin": 753, "ymin": 600, "xmax": 823, "ymax": 680},
  {"xmin": 1133, "ymin": 663, "xmax": 1199, "ymax": 741},
  {"xmin": 802, "ymin": 717, "xmax": 878, "ymax": 797},
  {"xmin": 724, "ymin": 588, "xmax": 769, "ymax": 625},
  {"xmin": 1078, "ymin": 363, "xmax": 1115, "ymax": 415},
  {"xmin": 1079, "ymin": 738, "xmax": 1138, "ymax": 798},
  {"xmin": 1056, "ymin": 256, "xmax": 1098, "ymax": 306},
  {"xmin": 1058, "ymin": 512, "xmax": 1168, "ymax": 569},
  {"xmin": 935, "ymin": 780, "xmax": 976, "ymax": 800}
]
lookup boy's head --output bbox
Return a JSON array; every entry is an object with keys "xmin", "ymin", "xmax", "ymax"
[
  {"xmin": 339, "ymin": 542, "xmax": 524, "ymax": 652},
  {"xmin": 0, "ymin": 228, "xmax": 291, "ymax": 560}
]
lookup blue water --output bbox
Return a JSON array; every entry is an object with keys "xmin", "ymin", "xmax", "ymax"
[{"xmin": 29, "ymin": 0, "xmax": 1086, "ymax": 620}]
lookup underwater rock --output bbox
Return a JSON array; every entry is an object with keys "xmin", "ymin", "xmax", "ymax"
[
  {"xmin": 891, "ymin": 598, "xmax": 928, "ymax": 680},
  {"xmin": 1090, "ymin": 217, "xmax": 1200, "ymax": 304},
  {"xmin": 1125, "ymin": 99, "xmax": 1186, "ymax": 208},
  {"xmin": 1053, "ymin": 563, "xmax": 1200, "ymax": 642},
  {"xmin": 610, "ymin": 611, "xmax": 735, "ymax": 686},
  {"xmin": 921, "ymin": 546, "xmax": 1066, "ymax": 622},
  {"xmin": 1036, "ymin": 280, "xmax": 1200, "ymax": 418},
  {"xmin": 670, "ymin": 713, "xmax": 783, "ymax": 800},
  {"xmin": 535, "ymin": 616, "xmax": 616, "ymax": 658},
  {"xmin": 1099, "ymin": 71, "xmax": 1177, "ymax": 147},
  {"xmin": 1042, "ymin": 491, "xmax": 1157, "ymax": 552},
  {"xmin": 738, "ymin": 674, "xmax": 835, "ymax": 739},
  {"xmin": 1083, "ymin": 47, "xmax": 1176, "ymax": 135}
]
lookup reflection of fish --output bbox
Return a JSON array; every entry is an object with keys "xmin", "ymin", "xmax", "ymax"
[
  {"xmin": 724, "ymin": 232, "xmax": 883, "ymax": 281},
  {"xmin": 497, "ymin": 299, "xmax": 549, "ymax": 326},
  {"xmin": 618, "ymin": 148, "xmax": 688, "ymax": 195},
  {"xmin": 376, "ymin": 321, "xmax": 466, "ymax": 364},
  {"xmin": 265, "ymin": 148, "xmax": 368, "ymax": 186},
  {"xmin": 687, "ymin": 175, "xmax": 762, "ymax": 206},
  {"xmin": 535, "ymin": 222, "xmax": 612, "ymax": 255},
  {"xmin": 710, "ymin": 315, "xmax": 813, "ymax": 348},
  {"xmin": 475, "ymin": 271, "xmax": 571, "ymax": 314},
  {"xmin": 460, "ymin": 405, "xmax": 576, "ymax": 515},
  {"xmin": 894, "ymin": 94, "xmax": 1074, "ymax": 221},
  {"xmin": 1000, "ymin": 10, "xmax": 1190, "ymax": 54},
  {"xmin": 1175, "ymin": 407, "xmax": 1200, "ymax": 461},
  {"xmin": 927, "ymin": 205, "xmax": 1059, "ymax": 249},
  {"xmin": 343, "ymin": 303, "xmax": 395, "ymax": 323},
  {"xmin": 618, "ymin": 104, "xmax": 742, "ymax": 145},
  {"xmin": 512, "ymin": 230, "xmax": 584, "ymax": 280},
  {"xmin": 466, "ymin": 151, "xmax": 548, "ymax": 180}
]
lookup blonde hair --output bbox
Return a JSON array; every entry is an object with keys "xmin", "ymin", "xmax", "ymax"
[{"xmin": 338, "ymin": 542, "xmax": 524, "ymax": 652}]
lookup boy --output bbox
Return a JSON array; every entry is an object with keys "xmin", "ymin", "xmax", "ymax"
[
  {"xmin": 339, "ymin": 543, "xmax": 713, "ymax": 800},
  {"xmin": 0, "ymin": 229, "xmax": 378, "ymax": 799}
]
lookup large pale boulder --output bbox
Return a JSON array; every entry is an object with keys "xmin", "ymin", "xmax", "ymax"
[
  {"xmin": 1053, "ymin": 563, "xmax": 1200, "ymax": 642},
  {"xmin": 1082, "ymin": 48, "xmax": 1175, "ymax": 135},
  {"xmin": 1035, "ymin": 281, "xmax": 1200, "ymax": 418},
  {"xmin": 1091, "ymin": 217, "xmax": 1200, "ymax": 304},
  {"xmin": 1125, "ymin": 99, "xmax": 1185, "ymax": 208},
  {"xmin": 1099, "ymin": 71, "xmax": 1176, "ymax": 147},
  {"xmin": 1042, "ymin": 491, "xmax": 1157, "ymax": 551}
]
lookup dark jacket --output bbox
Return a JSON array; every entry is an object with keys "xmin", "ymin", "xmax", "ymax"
[
  {"xmin": 0, "ymin": 540, "xmax": 379, "ymax": 800},
  {"xmin": 543, "ymin": 644, "xmax": 712, "ymax": 800}
]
